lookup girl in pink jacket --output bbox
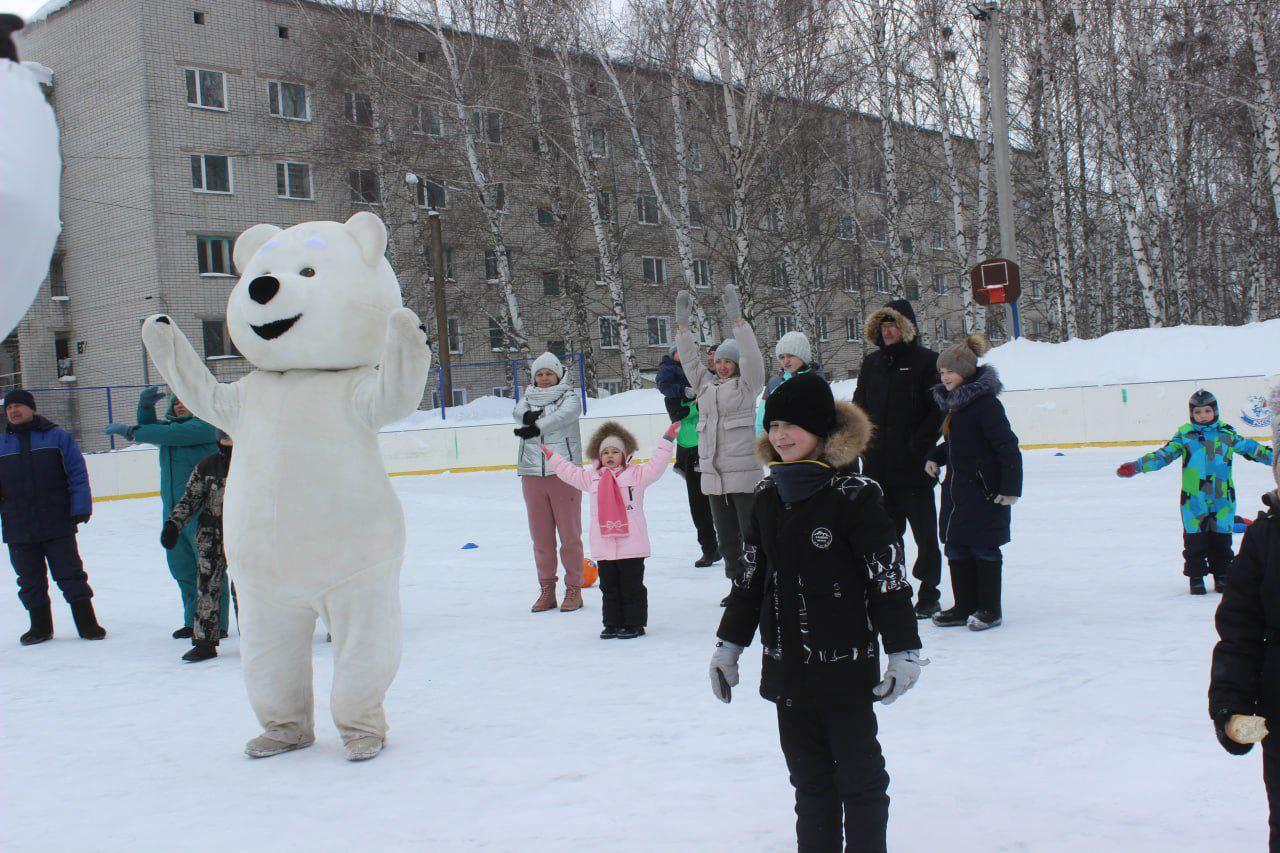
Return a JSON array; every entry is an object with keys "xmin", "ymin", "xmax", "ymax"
[{"xmin": 544, "ymin": 420, "xmax": 678, "ymax": 639}]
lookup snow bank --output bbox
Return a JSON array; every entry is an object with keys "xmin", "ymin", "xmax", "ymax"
[
  {"xmin": 27, "ymin": 0, "xmax": 75, "ymax": 24},
  {"xmin": 985, "ymin": 320, "xmax": 1280, "ymax": 390}
]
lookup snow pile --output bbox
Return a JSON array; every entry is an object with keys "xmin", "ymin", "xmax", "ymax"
[
  {"xmin": 985, "ymin": 320, "xmax": 1280, "ymax": 391},
  {"xmin": 383, "ymin": 394, "xmax": 520, "ymax": 431},
  {"xmin": 27, "ymin": 0, "xmax": 75, "ymax": 24}
]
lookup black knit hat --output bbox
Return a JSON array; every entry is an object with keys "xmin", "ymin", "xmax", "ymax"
[
  {"xmin": 762, "ymin": 373, "xmax": 837, "ymax": 437},
  {"xmin": 4, "ymin": 389, "xmax": 35, "ymax": 411}
]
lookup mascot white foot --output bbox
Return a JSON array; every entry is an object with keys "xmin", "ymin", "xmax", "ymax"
[{"xmin": 142, "ymin": 212, "xmax": 430, "ymax": 761}]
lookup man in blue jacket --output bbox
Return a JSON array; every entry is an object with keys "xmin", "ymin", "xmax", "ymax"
[{"xmin": 1, "ymin": 389, "xmax": 105, "ymax": 645}]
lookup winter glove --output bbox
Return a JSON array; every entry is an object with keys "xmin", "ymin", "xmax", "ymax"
[
  {"xmin": 872, "ymin": 650, "xmax": 928, "ymax": 705},
  {"xmin": 721, "ymin": 282, "xmax": 742, "ymax": 321},
  {"xmin": 1212, "ymin": 709, "xmax": 1262, "ymax": 756},
  {"xmin": 675, "ymin": 290, "xmax": 693, "ymax": 327},
  {"xmin": 160, "ymin": 521, "xmax": 181, "ymax": 550},
  {"xmin": 663, "ymin": 422, "xmax": 680, "ymax": 442},
  {"xmin": 104, "ymin": 423, "xmax": 135, "ymax": 440},
  {"xmin": 924, "ymin": 460, "xmax": 939, "ymax": 479},
  {"xmin": 710, "ymin": 640, "xmax": 744, "ymax": 704},
  {"xmin": 71, "ymin": 514, "xmax": 90, "ymax": 526},
  {"xmin": 683, "ymin": 386, "xmax": 696, "ymax": 399},
  {"xmin": 521, "ymin": 409, "xmax": 540, "ymax": 426},
  {"xmin": 514, "ymin": 425, "xmax": 540, "ymax": 439},
  {"xmin": 541, "ymin": 446, "xmax": 554, "ymax": 459},
  {"xmin": 994, "ymin": 495, "xmax": 1019, "ymax": 506},
  {"xmin": 138, "ymin": 385, "xmax": 165, "ymax": 408},
  {"xmin": 1116, "ymin": 462, "xmax": 1139, "ymax": 478}
]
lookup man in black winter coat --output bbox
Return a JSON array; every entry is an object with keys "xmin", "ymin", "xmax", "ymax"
[
  {"xmin": 0, "ymin": 390, "xmax": 105, "ymax": 645},
  {"xmin": 1210, "ymin": 487, "xmax": 1280, "ymax": 851},
  {"xmin": 853, "ymin": 299, "xmax": 945, "ymax": 618}
]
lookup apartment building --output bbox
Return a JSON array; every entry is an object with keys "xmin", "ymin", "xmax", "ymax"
[{"xmin": 16, "ymin": 0, "xmax": 1047, "ymax": 450}]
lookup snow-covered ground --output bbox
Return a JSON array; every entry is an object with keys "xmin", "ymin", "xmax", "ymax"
[{"xmin": 1, "ymin": 447, "xmax": 1274, "ymax": 851}]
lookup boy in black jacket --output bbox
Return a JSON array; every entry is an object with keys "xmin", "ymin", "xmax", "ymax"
[
  {"xmin": 710, "ymin": 373, "xmax": 925, "ymax": 852},
  {"xmin": 1209, "ymin": 386, "xmax": 1280, "ymax": 850}
]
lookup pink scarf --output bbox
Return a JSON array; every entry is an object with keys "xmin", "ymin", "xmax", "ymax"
[{"xmin": 597, "ymin": 466, "xmax": 630, "ymax": 538}]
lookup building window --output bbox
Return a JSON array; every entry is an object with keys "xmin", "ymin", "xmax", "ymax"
[
  {"xmin": 637, "ymin": 194, "xmax": 660, "ymax": 225},
  {"xmin": 431, "ymin": 388, "xmax": 469, "ymax": 408},
  {"xmin": 202, "ymin": 319, "xmax": 240, "ymax": 359},
  {"xmin": 599, "ymin": 380, "xmax": 622, "ymax": 396},
  {"xmin": 763, "ymin": 209, "xmax": 781, "ymax": 233},
  {"xmin": 771, "ymin": 262, "xmax": 787, "ymax": 290},
  {"xmin": 446, "ymin": 317, "xmax": 463, "ymax": 354},
  {"xmin": 344, "ymin": 92, "xmax": 374, "ymax": 127},
  {"xmin": 905, "ymin": 278, "xmax": 920, "ymax": 300},
  {"xmin": 816, "ymin": 316, "xmax": 829, "ymax": 342},
  {"xmin": 638, "ymin": 131, "xmax": 655, "ymax": 161},
  {"xmin": 933, "ymin": 272, "xmax": 948, "ymax": 295},
  {"xmin": 470, "ymin": 109, "xmax": 503, "ymax": 144},
  {"xmin": 931, "ymin": 223, "xmax": 944, "ymax": 250},
  {"xmin": 267, "ymin": 81, "xmax": 309, "ymax": 121},
  {"xmin": 484, "ymin": 250, "xmax": 500, "ymax": 281},
  {"xmin": 485, "ymin": 182, "xmax": 506, "ymax": 212},
  {"xmin": 846, "ymin": 317, "xmax": 859, "ymax": 342},
  {"xmin": 598, "ymin": 316, "xmax": 620, "ymax": 349},
  {"xmin": 687, "ymin": 140, "xmax": 703, "ymax": 173},
  {"xmin": 774, "ymin": 315, "xmax": 796, "ymax": 341},
  {"xmin": 196, "ymin": 235, "xmax": 235, "ymax": 276},
  {"xmin": 426, "ymin": 247, "xmax": 456, "ymax": 281},
  {"xmin": 348, "ymin": 169, "xmax": 380, "ymax": 205},
  {"xmin": 642, "ymin": 257, "xmax": 666, "ymax": 286},
  {"xmin": 183, "ymin": 68, "xmax": 226, "ymax": 110},
  {"xmin": 693, "ymin": 259, "xmax": 711, "ymax": 289},
  {"xmin": 489, "ymin": 318, "xmax": 510, "ymax": 350},
  {"xmin": 277, "ymin": 24, "xmax": 289, "ymax": 38},
  {"xmin": 275, "ymin": 162, "xmax": 312, "ymax": 200},
  {"xmin": 593, "ymin": 256, "xmax": 606, "ymax": 284},
  {"xmin": 811, "ymin": 265, "xmax": 826, "ymax": 288},
  {"xmin": 537, "ymin": 207, "xmax": 555, "ymax": 226},
  {"xmin": 688, "ymin": 199, "xmax": 705, "ymax": 228},
  {"xmin": 48, "ymin": 254, "xmax": 67, "ymax": 298},
  {"xmin": 193, "ymin": 11, "xmax": 205, "ymax": 24},
  {"xmin": 492, "ymin": 385, "xmax": 513, "ymax": 399},
  {"xmin": 190, "ymin": 154, "xmax": 232, "ymax": 194},
  {"xmin": 874, "ymin": 266, "xmax": 889, "ymax": 292},
  {"xmin": 415, "ymin": 177, "xmax": 447, "ymax": 209},
  {"xmin": 837, "ymin": 217, "xmax": 855, "ymax": 241},
  {"xmin": 841, "ymin": 266, "xmax": 857, "ymax": 292},
  {"xmin": 1027, "ymin": 278, "xmax": 1041, "ymax": 298},
  {"xmin": 646, "ymin": 316, "xmax": 670, "ymax": 347},
  {"xmin": 934, "ymin": 317, "xmax": 948, "ymax": 342},
  {"xmin": 723, "ymin": 204, "xmax": 739, "ymax": 230},
  {"xmin": 869, "ymin": 216, "xmax": 887, "ymax": 243},
  {"xmin": 589, "ymin": 126, "xmax": 609, "ymax": 157},
  {"xmin": 926, "ymin": 182, "xmax": 940, "ymax": 202},
  {"xmin": 542, "ymin": 271, "xmax": 561, "ymax": 296},
  {"xmin": 547, "ymin": 339, "xmax": 566, "ymax": 357},
  {"xmin": 412, "ymin": 103, "xmax": 443, "ymax": 137},
  {"xmin": 55, "ymin": 335, "xmax": 74, "ymax": 379},
  {"xmin": 863, "ymin": 166, "xmax": 886, "ymax": 195},
  {"xmin": 416, "ymin": 50, "xmax": 427, "ymax": 63},
  {"xmin": 835, "ymin": 166, "xmax": 853, "ymax": 191}
]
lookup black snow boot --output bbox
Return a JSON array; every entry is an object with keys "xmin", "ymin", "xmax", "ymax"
[
  {"xmin": 1212, "ymin": 575, "xmax": 1226, "ymax": 594},
  {"xmin": 70, "ymin": 599, "xmax": 106, "ymax": 640},
  {"xmin": 969, "ymin": 558, "xmax": 1003, "ymax": 631},
  {"xmin": 616, "ymin": 626, "xmax": 645, "ymax": 639},
  {"xmin": 599, "ymin": 626, "xmax": 620, "ymax": 639},
  {"xmin": 172, "ymin": 626, "xmax": 194, "ymax": 639},
  {"xmin": 1189, "ymin": 576, "xmax": 1207, "ymax": 595},
  {"xmin": 695, "ymin": 551, "xmax": 722, "ymax": 568},
  {"xmin": 933, "ymin": 559, "xmax": 978, "ymax": 627},
  {"xmin": 20, "ymin": 604, "xmax": 54, "ymax": 646},
  {"xmin": 182, "ymin": 641, "xmax": 218, "ymax": 662},
  {"xmin": 914, "ymin": 600, "xmax": 941, "ymax": 620}
]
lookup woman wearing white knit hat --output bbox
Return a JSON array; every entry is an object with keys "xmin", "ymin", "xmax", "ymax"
[{"xmin": 755, "ymin": 330, "xmax": 823, "ymax": 435}]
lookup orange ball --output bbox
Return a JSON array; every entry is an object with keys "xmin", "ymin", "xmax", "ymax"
[{"xmin": 582, "ymin": 558, "xmax": 599, "ymax": 588}]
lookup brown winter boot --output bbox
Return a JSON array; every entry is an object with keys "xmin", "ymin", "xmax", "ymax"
[
  {"xmin": 560, "ymin": 586, "xmax": 583, "ymax": 612},
  {"xmin": 531, "ymin": 582, "xmax": 558, "ymax": 613}
]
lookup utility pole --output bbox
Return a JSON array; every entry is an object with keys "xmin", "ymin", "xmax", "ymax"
[
  {"xmin": 428, "ymin": 209, "xmax": 453, "ymax": 408},
  {"xmin": 972, "ymin": 1, "xmax": 1022, "ymax": 338}
]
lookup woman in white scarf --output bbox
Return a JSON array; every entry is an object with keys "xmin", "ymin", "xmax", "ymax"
[{"xmin": 513, "ymin": 352, "xmax": 585, "ymax": 613}]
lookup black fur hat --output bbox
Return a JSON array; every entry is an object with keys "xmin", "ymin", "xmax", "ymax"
[{"xmin": 1, "ymin": 14, "xmax": 24, "ymax": 63}]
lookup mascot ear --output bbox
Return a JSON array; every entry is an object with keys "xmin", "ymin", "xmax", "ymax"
[
  {"xmin": 234, "ymin": 223, "xmax": 283, "ymax": 274},
  {"xmin": 344, "ymin": 211, "xmax": 388, "ymax": 267}
]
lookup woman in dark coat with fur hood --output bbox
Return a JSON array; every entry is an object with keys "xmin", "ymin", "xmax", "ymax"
[{"xmin": 926, "ymin": 335, "xmax": 1022, "ymax": 631}]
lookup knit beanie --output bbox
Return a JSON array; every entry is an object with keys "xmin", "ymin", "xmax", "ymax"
[
  {"xmin": 762, "ymin": 372, "xmax": 837, "ymax": 438},
  {"xmin": 3, "ymin": 389, "xmax": 35, "ymax": 410},
  {"xmin": 667, "ymin": 343, "xmax": 678, "ymax": 357},
  {"xmin": 714, "ymin": 339, "xmax": 741, "ymax": 364},
  {"xmin": 775, "ymin": 331, "xmax": 812, "ymax": 365},
  {"xmin": 530, "ymin": 351, "xmax": 565, "ymax": 380},
  {"xmin": 937, "ymin": 335, "xmax": 990, "ymax": 380},
  {"xmin": 1188, "ymin": 389, "xmax": 1218, "ymax": 424}
]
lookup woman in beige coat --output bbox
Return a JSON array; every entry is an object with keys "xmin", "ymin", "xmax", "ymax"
[{"xmin": 674, "ymin": 285, "xmax": 766, "ymax": 599}]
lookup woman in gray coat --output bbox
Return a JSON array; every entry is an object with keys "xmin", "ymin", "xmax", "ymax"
[
  {"xmin": 514, "ymin": 352, "xmax": 585, "ymax": 613},
  {"xmin": 674, "ymin": 284, "xmax": 766, "ymax": 598}
]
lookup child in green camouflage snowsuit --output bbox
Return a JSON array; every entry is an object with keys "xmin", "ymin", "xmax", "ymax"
[
  {"xmin": 1117, "ymin": 390, "xmax": 1273, "ymax": 593},
  {"xmin": 162, "ymin": 433, "xmax": 233, "ymax": 661}
]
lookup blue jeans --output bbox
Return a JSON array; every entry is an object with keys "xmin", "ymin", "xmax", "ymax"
[{"xmin": 944, "ymin": 544, "xmax": 1001, "ymax": 562}]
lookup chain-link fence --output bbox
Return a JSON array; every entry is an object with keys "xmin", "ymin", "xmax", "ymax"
[{"xmin": 8, "ymin": 353, "xmax": 589, "ymax": 453}]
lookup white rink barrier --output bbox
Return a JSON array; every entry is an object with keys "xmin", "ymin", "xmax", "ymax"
[{"xmin": 88, "ymin": 376, "xmax": 1272, "ymax": 502}]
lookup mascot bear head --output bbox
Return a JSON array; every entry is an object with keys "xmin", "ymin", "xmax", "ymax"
[{"xmin": 228, "ymin": 212, "xmax": 402, "ymax": 371}]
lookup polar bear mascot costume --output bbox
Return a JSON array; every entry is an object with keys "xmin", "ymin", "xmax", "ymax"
[{"xmin": 142, "ymin": 212, "xmax": 430, "ymax": 762}]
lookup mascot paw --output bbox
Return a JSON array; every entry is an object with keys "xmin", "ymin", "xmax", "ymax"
[
  {"xmin": 141, "ymin": 314, "xmax": 175, "ymax": 348},
  {"xmin": 388, "ymin": 306, "xmax": 422, "ymax": 334}
]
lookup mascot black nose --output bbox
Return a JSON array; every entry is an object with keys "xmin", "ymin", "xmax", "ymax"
[{"xmin": 249, "ymin": 275, "xmax": 280, "ymax": 305}]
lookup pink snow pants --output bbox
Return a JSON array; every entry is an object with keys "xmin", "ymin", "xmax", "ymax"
[{"xmin": 521, "ymin": 474, "xmax": 584, "ymax": 587}]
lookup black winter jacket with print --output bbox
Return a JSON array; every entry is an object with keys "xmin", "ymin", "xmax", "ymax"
[{"xmin": 717, "ymin": 402, "xmax": 921, "ymax": 707}]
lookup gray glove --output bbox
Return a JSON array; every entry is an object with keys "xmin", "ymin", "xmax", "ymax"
[
  {"xmin": 994, "ymin": 495, "xmax": 1019, "ymax": 506},
  {"xmin": 683, "ymin": 386, "xmax": 696, "ymax": 399},
  {"xmin": 872, "ymin": 650, "xmax": 927, "ymax": 705},
  {"xmin": 722, "ymin": 283, "xmax": 742, "ymax": 321},
  {"xmin": 675, "ymin": 290, "xmax": 693, "ymax": 327},
  {"xmin": 710, "ymin": 640, "xmax": 744, "ymax": 704}
]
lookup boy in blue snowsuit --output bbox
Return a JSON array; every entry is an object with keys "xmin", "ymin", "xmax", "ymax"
[{"xmin": 1117, "ymin": 389, "xmax": 1273, "ymax": 594}]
